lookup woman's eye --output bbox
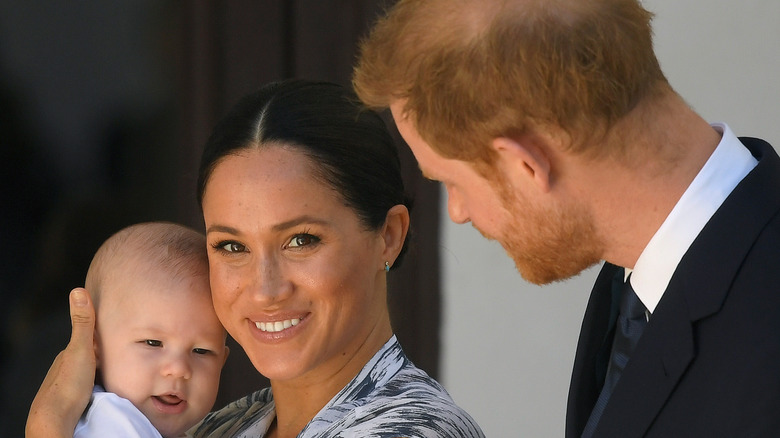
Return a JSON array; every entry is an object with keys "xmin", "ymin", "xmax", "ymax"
[
  {"xmin": 287, "ymin": 234, "xmax": 320, "ymax": 248},
  {"xmin": 145, "ymin": 340, "xmax": 162, "ymax": 347},
  {"xmin": 216, "ymin": 241, "xmax": 246, "ymax": 253},
  {"xmin": 193, "ymin": 348, "xmax": 211, "ymax": 355}
]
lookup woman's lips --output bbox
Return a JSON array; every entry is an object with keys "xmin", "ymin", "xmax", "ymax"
[
  {"xmin": 255, "ymin": 318, "xmax": 301, "ymax": 332},
  {"xmin": 250, "ymin": 314, "xmax": 309, "ymax": 340}
]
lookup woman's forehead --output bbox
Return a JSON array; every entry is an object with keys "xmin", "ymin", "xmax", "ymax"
[{"xmin": 202, "ymin": 147, "xmax": 355, "ymax": 226}]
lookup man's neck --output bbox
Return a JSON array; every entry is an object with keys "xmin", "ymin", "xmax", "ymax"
[{"xmin": 565, "ymin": 93, "xmax": 722, "ymax": 269}]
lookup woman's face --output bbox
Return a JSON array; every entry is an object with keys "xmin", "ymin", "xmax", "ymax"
[{"xmin": 201, "ymin": 145, "xmax": 391, "ymax": 384}]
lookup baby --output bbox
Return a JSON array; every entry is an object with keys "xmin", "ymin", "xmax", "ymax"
[{"xmin": 74, "ymin": 222, "xmax": 228, "ymax": 438}]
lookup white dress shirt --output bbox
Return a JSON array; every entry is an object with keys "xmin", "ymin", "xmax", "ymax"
[{"xmin": 630, "ymin": 123, "xmax": 758, "ymax": 314}]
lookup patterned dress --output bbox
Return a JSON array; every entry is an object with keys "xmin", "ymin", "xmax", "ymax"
[{"xmin": 188, "ymin": 336, "xmax": 484, "ymax": 438}]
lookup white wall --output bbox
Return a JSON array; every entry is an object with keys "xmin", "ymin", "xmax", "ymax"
[{"xmin": 439, "ymin": 1, "xmax": 780, "ymax": 436}]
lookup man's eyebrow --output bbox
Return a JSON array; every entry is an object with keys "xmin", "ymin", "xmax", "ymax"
[{"xmin": 417, "ymin": 166, "xmax": 436, "ymax": 181}]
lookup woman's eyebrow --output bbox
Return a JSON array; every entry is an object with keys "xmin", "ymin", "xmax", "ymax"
[
  {"xmin": 206, "ymin": 216, "xmax": 332, "ymax": 236},
  {"xmin": 271, "ymin": 215, "xmax": 330, "ymax": 232},
  {"xmin": 206, "ymin": 224, "xmax": 240, "ymax": 235}
]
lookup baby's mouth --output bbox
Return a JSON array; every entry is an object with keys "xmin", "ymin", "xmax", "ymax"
[
  {"xmin": 152, "ymin": 393, "xmax": 188, "ymax": 414},
  {"xmin": 154, "ymin": 394, "xmax": 184, "ymax": 405}
]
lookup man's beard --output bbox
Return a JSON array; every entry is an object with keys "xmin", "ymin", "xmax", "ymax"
[{"xmin": 482, "ymin": 185, "xmax": 603, "ymax": 285}]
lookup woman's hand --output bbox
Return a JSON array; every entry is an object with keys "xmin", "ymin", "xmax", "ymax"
[{"xmin": 26, "ymin": 288, "xmax": 97, "ymax": 438}]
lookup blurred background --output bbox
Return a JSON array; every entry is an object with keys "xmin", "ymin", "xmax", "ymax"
[{"xmin": 1, "ymin": 1, "xmax": 778, "ymax": 437}]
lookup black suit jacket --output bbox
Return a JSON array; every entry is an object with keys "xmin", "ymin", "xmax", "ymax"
[{"xmin": 566, "ymin": 138, "xmax": 780, "ymax": 437}]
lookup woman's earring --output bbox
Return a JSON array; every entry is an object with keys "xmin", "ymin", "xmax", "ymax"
[{"xmin": 385, "ymin": 261, "xmax": 390, "ymax": 272}]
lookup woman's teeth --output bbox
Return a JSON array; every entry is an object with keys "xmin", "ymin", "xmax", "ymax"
[{"xmin": 255, "ymin": 318, "xmax": 301, "ymax": 332}]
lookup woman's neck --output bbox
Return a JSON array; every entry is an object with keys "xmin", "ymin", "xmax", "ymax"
[{"xmin": 267, "ymin": 319, "xmax": 393, "ymax": 438}]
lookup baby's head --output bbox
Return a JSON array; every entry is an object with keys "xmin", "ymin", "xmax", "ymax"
[{"xmin": 85, "ymin": 222, "xmax": 228, "ymax": 438}]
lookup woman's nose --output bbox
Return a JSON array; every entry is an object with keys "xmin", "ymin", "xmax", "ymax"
[{"xmin": 251, "ymin": 254, "xmax": 294, "ymax": 303}]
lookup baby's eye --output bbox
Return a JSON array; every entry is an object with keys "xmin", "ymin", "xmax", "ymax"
[
  {"xmin": 193, "ymin": 348, "xmax": 211, "ymax": 355},
  {"xmin": 287, "ymin": 234, "xmax": 320, "ymax": 248},
  {"xmin": 214, "ymin": 241, "xmax": 246, "ymax": 253},
  {"xmin": 144, "ymin": 340, "xmax": 162, "ymax": 347}
]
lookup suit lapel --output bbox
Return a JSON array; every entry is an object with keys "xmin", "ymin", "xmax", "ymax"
[
  {"xmin": 566, "ymin": 263, "xmax": 622, "ymax": 437},
  {"xmin": 593, "ymin": 285, "xmax": 695, "ymax": 436}
]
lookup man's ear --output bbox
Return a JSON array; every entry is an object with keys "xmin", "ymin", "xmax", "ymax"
[
  {"xmin": 380, "ymin": 204, "xmax": 410, "ymax": 267},
  {"xmin": 491, "ymin": 136, "xmax": 551, "ymax": 193}
]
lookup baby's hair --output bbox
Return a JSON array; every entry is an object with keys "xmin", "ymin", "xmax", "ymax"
[{"xmin": 85, "ymin": 222, "xmax": 208, "ymax": 308}]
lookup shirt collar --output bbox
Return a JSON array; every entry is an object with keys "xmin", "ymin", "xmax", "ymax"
[{"xmin": 630, "ymin": 123, "xmax": 757, "ymax": 313}]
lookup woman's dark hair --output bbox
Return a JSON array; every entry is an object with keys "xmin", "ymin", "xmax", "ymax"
[{"xmin": 197, "ymin": 79, "xmax": 412, "ymax": 267}]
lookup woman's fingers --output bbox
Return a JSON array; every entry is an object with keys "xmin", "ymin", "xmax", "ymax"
[
  {"xmin": 26, "ymin": 288, "xmax": 97, "ymax": 438},
  {"xmin": 63, "ymin": 288, "xmax": 98, "ymax": 392},
  {"xmin": 67, "ymin": 288, "xmax": 97, "ymax": 362}
]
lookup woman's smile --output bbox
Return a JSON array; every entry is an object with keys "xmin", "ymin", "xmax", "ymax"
[
  {"xmin": 249, "ymin": 313, "xmax": 310, "ymax": 340},
  {"xmin": 255, "ymin": 317, "xmax": 301, "ymax": 333}
]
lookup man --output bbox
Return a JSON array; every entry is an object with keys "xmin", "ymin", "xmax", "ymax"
[{"xmin": 353, "ymin": 0, "xmax": 780, "ymax": 436}]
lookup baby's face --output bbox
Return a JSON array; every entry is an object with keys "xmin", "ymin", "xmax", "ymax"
[{"xmin": 95, "ymin": 266, "xmax": 227, "ymax": 438}]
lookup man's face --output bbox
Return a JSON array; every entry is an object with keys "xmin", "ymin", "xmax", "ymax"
[
  {"xmin": 390, "ymin": 102, "xmax": 602, "ymax": 284},
  {"xmin": 390, "ymin": 102, "xmax": 511, "ymax": 236}
]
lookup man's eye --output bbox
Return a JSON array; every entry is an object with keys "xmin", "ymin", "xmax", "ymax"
[
  {"xmin": 216, "ymin": 241, "xmax": 246, "ymax": 253},
  {"xmin": 287, "ymin": 234, "xmax": 320, "ymax": 248},
  {"xmin": 193, "ymin": 348, "xmax": 211, "ymax": 355},
  {"xmin": 145, "ymin": 340, "xmax": 162, "ymax": 347}
]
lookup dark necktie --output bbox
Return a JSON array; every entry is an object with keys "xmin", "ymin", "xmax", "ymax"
[{"xmin": 581, "ymin": 274, "xmax": 648, "ymax": 437}]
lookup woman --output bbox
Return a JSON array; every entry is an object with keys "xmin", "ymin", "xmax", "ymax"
[{"xmin": 27, "ymin": 79, "xmax": 484, "ymax": 438}]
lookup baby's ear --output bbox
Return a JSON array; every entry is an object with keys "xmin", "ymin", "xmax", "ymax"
[
  {"xmin": 93, "ymin": 332, "xmax": 105, "ymax": 386},
  {"xmin": 93, "ymin": 330, "xmax": 101, "ymax": 368},
  {"xmin": 221, "ymin": 345, "xmax": 231, "ymax": 367}
]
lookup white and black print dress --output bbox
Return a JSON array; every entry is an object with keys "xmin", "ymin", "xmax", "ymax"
[{"xmin": 188, "ymin": 335, "xmax": 485, "ymax": 438}]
